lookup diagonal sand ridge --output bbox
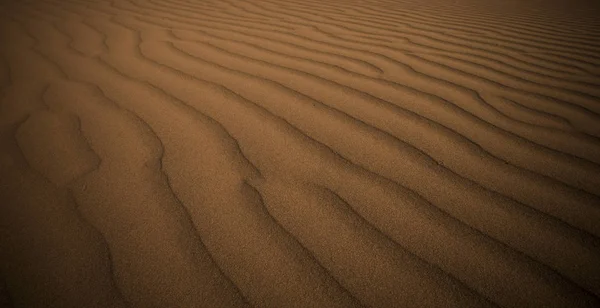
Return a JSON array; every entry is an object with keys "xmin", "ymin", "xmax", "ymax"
[{"xmin": 1, "ymin": 0, "xmax": 600, "ymax": 307}]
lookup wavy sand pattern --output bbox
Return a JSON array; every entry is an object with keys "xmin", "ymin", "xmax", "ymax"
[{"xmin": 1, "ymin": 0, "xmax": 599, "ymax": 307}]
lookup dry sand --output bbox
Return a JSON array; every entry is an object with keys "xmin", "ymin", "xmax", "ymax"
[{"xmin": 1, "ymin": 0, "xmax": 600, "ymax": 307}]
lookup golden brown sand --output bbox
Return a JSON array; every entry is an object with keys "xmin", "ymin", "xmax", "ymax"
[{"xmin": 1, "ymin": 0, "xmax": 599, "ymax": 307}]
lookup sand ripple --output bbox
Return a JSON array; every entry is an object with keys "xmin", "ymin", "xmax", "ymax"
[{"xmin": 1, "ymin": 0, "xmax": 599, "ymax": 307}]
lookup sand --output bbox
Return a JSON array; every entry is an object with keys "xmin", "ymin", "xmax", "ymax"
[{"xmin": 0, "ymin": 0, "xmax": 599, "ymax": 307}]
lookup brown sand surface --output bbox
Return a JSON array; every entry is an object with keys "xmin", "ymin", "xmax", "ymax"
[{"xmin": 1, "ymin": 0, "xmax": 600, "ymax": 307}]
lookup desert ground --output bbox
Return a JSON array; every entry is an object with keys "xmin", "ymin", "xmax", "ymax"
[{"xmin": 1, "ymin": 0, "xmax": 600, "ymax": 307}]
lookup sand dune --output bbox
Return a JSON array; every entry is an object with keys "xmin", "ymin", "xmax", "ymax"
[{"xmin": 1, "ymin": 0, "xmax": 599, "ymax": 307}]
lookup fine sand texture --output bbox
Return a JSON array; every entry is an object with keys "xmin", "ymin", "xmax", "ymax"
[{"xmin": 1, "ymin": 0, "xmax": 600, "ymax": 307}]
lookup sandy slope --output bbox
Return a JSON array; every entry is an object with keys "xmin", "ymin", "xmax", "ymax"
[{"xmin": 1, "ymin": 0, "xmax": 599, "ymax": 307}]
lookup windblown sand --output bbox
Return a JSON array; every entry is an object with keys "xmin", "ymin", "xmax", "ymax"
[{"xmin": 1, "ymin": 0, "xmax": 600, "ymax": 307}]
